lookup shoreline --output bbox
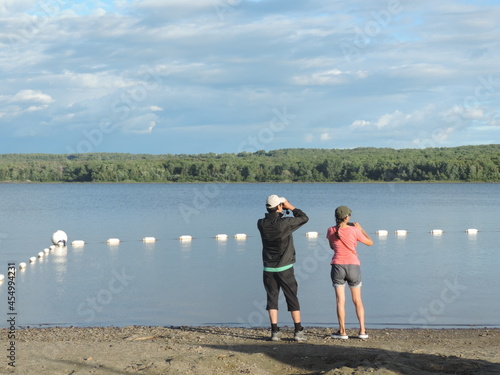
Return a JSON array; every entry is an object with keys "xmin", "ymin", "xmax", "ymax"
[{"xmin": 3, "ymin": 326, "xmax": 499, "ymax": 374}]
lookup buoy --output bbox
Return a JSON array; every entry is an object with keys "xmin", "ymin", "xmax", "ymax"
[
  {"xmin": 306, "ymin": 231, "xmax": 319, "ymax": 238},
  {"xmin": 29, "ymin": 256, "xmax": 36, "ymax": 263},
  {"xmin": 234, "ymin": 233, "xmax": 247, "ymax": 240},
  {"xmin": 215, "ymin": 234, "xmax": 228, "ymax": 240},
  {"xmin": 0, "ymin": 274, "xmax": 4, "ymax": 282},
  {"xmin": 51, "ymin": 230, "xmax": 68, "ymax": 246},
  {"xmin": 431, "ymin": 229, "xmax": 443, "ymax": 235},
  {"xmin": 395, "ymin": 230, "xmax": 407, "ymax": 236},
  {"xmin": 143, "ymin": 237, "xmax": 156, "ymax": 243},
  {"xmin": 19, "ymin": 262, "xmax": 27, "ymax": 269},
  {"xmin": 38, "ymin": 251, "xmax": 44, "ymax": 258},
  {"xmin": 107, "ymin": 238, "xmax": 120, "ymax": 245},
  {"xmin": 466, "ymin": 228, "xmax": 478, "ymax": 234},
  {"xmin": 49, "ymin": 245, "xmax": 56, "ymax": 250},
  {"xmin": 72, "ymin": 240, "xmax": 85, "ymax": 246},
  {"xmin": 376, "ymin": 230, "xmax": 388, "ymax": 236},
  {"xmin": 43, "ymin": 248, "xmax": 50, "ymax": 254},
  {"xmin": 179, "ymin": 235, "xmax": 192, "ymax": 241}
]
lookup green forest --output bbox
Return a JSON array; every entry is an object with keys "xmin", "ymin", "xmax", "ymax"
[{"xmin": 0, "ymin": 145, "xmax": 499, "ymax": 183}]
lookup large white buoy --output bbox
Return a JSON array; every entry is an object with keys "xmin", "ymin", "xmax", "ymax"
[
  {"xmin": 51, "ymin": 230, "xmax": 68, "ymax": 246},
  {"xmin": 19, "ymin": 262, "xmax": 27, "ymax": 269},
  {"xmin": 143, "ymin": 237, "xmax": 156, "ymax": 243},
  {"xmin": 431, "ymin": 229, "xmax": 443, "ymax": 235},
  {"xmin": 466, "ymin": 228, "xmax": 478, "ymax": 234},
  {"xmin": 234, "ymin": 233, "xmax": 247, "ymax": 240},
  {"xmin": 306, "ymin": 231, "xmax": 319, "ymax": 238},
  {"xmin": 29, "ymin": 256, "xmax": 36, "ymax": 263},
  {"xmin": 376, "ymin": 230, "xmax": 388, "ymax": 236},
  {"xmin": 107, "ymin": 238, "xmax": 120, "ymax": 245},
  {"xmin": 72, "ymin": 240, "xmax": 85, "ymax": 247},
  {"xmin": 179, "ymin": 235, "xmax": 192, "ymax": 241},
  {"xmin": 215, "ymin": 234, "xmax": 228, "ymax": 241},
  {"xmin": 395, "ymin": 230, "xmax": 407, "ymax": 236}
]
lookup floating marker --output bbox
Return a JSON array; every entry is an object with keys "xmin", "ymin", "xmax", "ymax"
[
  {"xmin": 43, "ymin": 248, "xmax": 50, "ymax": 254},
  {"xmin": 19, "ymin": 262, "xmax": 27, "ymax": 269},
  {"xmin": 306, "ymin": 231, "xmax": 319, "ymax": 238},
  {"xmin": 376, "ymin": 230, "xmax": 388, "ymax": 236},
  {"xmin": 179, "ymin": 235, "xmax": 192, "ymax": 241},
  {"xmin": 38, "ymin": 251, "xmax": 44, "ymax": 258},
  {"xmin": 395, "ymin": 230, "xmax": 407, "ymax": 236},
  {"xmin": 0, "ymin": 274, "xmax": 4, "ymax": 282},
  {"xmin": 107, "ymin": 238, "xmax": 120, "ymax": 245},
  {"xmin": 143, "ymin": 237, "xmax": 156, "ymax": 243},
  {"xmin": 234, "ymin": 233, "xmax": 247, "ymax": 240},
  {"xmin": 49, "ymin": 245, "xmax": 56, "ymax": 250},
  {"xmin": 29, "ymin": 257, "xmax": 36, "ymax": 263},
  {"xmin": 51, "ymin": 230, "xmax": 68, "ymax": 246},
  {"xmin": 72, "ymin": 240, "xmax": 85, "ymax": 246},
  {"xmin": 431, "ymin": 229, "xmax": 443, "ymax": 235},
  {"xmin": 466, "ymin": 228, "xmax": 478, "ymax": 234},
  {"xmin": 215, "ymin": 234, "xmax": 228, "ymax": 240}
]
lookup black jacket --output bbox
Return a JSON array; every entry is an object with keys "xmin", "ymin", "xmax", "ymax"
[{"xmin": 257, "ymin": 208, "xmax": 309, "ymax": 268}]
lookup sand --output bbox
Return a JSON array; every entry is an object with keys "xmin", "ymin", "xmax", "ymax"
[{"xmin": 2, "ymin": 326, "xmax": 499, "ymax": 374}]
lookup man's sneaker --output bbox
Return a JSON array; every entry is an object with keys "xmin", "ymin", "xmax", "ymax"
[
  {"xmin": 270, "ymin": 331, "xmax": 281, "ymax": 341},
  {"xmin": 294, "ymin": 330, "xmax": 306, "ymax": 342}
]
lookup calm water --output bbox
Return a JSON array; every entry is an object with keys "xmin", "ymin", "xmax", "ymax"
[{"xmin": 0, "ymin": 183, "xmax": 499, "ymax": 329}]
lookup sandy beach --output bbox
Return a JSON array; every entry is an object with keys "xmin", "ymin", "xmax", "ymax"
[{"xmin": 2, "ymin": 326, "xmax": 499, "ymax": 374}]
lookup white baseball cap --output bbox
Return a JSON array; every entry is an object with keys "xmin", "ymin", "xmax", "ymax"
[{"xmin": 266, "ymin": 195, "xmax": 286, "ymax": 208}]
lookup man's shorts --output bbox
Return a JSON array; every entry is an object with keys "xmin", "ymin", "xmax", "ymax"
[{"xmin": 331, "ymin": 264, "xmax": 362, "ymax": 288}]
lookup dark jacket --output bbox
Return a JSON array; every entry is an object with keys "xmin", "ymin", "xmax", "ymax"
[{"xmin": 257, "ymin": 208, "xmax": 309, "ymax": 268}]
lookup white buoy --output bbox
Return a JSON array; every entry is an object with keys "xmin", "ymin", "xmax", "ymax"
[
  {"xmin": 38, "ymin": 251, "xmax": 44, "ymax": 258},
  {"xmin": 215, "ymin": 234, "xmax": 228, "ymax": 240},
  {"xmin": 395, "ymin": 230, "xmax": 407, "ymax": 236},
  {"xmin": 306, "ymin": 231, "xmax": 319, "ymax": 238},
  {"xmin": 466, "ymin": 228, "xmax": 478, "ymax": 234},
  {"xmin": 0, "ymin": 274, "xmax": 4, "ymax": 282},
  {"xmin": 107, "ymin": 238, "xmax": 120, "ymax": 245},
  {"xmin": 431, "ymin": 229, "xmax": 443, "ymax": 235},
  {"xmin": 43, "ymin": 248, "xmax": 50, "ymax": 254},
  {"xmin": 29, "ymin": 256, "xmax": 36, "ymax": 263},
  {"xmin": 51, "ymin": 230, "xmax": 68, "ymax": 246},
  {"xmin": 19, "ymin": 262, "xmax": 27, "ymax": 269},
  {"xmin": 143, "ymin": 237, "xmax": 156, "ymax": 243},
  {"xmin": 234, "ymin": 233, "xmax": 247, "ymax": 240},
  {"xmin": 376, "ymin": 230, "xmax": 388, "ymax": 236},
  {"xmin": 49, "ymin": 245, "xmax": 56, "ymax": 250},
  {"xmin": 72, "ymin": 240, "xmax": 85, "ymax": 246},
  {"xmin": 179, "ymin": 235, "xmax": 192, "ymax": 241}
]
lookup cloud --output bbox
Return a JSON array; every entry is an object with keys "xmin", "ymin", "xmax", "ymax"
[{"xmin": 1, "ymin": 0, "xmax": 500, "ymax": 153}]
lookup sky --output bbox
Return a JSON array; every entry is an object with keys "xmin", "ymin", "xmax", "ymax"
[{"xmin": 0, "ymin": 0, "xmax": 499, "ymax": 155}]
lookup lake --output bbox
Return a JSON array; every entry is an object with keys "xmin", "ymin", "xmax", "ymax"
[{"xmin": 0, "ymin": 182, "xmax": 498, "ymax": 329}]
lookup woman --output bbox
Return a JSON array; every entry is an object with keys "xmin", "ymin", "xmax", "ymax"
[{"xmin": 326, "ymin": 206, "xmax": 373, "ymax": 339}]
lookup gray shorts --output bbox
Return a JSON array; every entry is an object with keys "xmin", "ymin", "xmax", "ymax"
[{"xmin": 331, "ymin": 264, "xmax": 362, "ymax": 288}]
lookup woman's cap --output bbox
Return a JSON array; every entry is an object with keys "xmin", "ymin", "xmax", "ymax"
[{"xmin": 335, "ymin": 206, "xmax": 352, "ymax": 219}]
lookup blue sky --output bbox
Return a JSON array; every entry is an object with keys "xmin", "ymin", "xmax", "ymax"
[{"xmin": 0, "ymin": 0, "xmax": 499, "ymax": 155}]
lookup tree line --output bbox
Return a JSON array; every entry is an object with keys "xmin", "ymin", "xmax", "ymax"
[{"xmin": 0, "ymin": 145, "xmax": 499, "ymax": 183}]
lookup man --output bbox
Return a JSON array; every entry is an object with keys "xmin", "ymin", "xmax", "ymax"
[{"xmin": 257, "ymin": 195, "xmax": 309, "ymax": 341}]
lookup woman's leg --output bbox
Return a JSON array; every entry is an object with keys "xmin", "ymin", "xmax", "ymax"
[
  {"xmin": 335, "ymin": 285, "xmax": 347, "ymax": 335},
  {"xmin": 350, "ymin": 286, "xmax": 365, "ymax": 335}
]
